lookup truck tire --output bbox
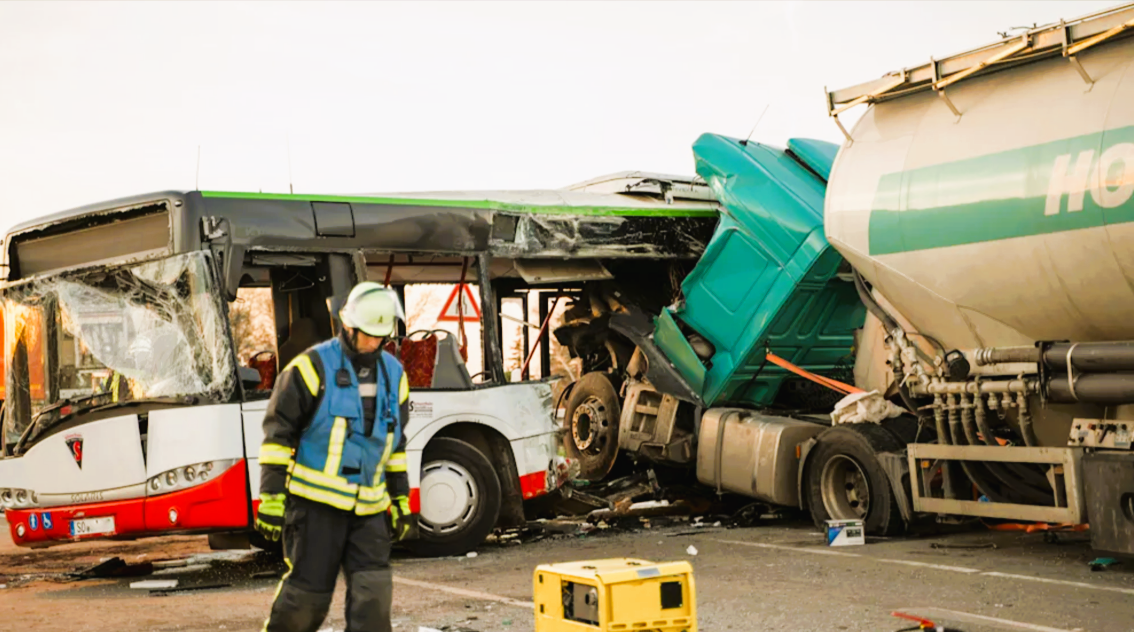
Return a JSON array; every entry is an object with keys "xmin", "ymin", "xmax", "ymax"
[
  {"xmin": 563, "ymin": 372, "xmax": 621, "ymax": 481},
  {"xmin": 404, "ymin": 437, "xmax": 502, "ymax": 558},
  {"xmin": 805, "ymin": 424, "xmax": 906, "ymax": 537}
]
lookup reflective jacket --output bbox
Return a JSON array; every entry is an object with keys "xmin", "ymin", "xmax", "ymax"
[{"xmin": 259, "ymin": 337, "xmax": 410, "ymax": 515}]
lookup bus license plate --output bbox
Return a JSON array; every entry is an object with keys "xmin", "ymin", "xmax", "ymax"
[{"xmin": 70, "ymin": 516, "xmax": 115, "ymax": 537}]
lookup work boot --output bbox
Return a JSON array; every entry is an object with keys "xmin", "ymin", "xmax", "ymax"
[
  {"xmin": 345, "ymin": 569, "xmax": 393, "ymax": 632},
  {"xmin": 264, "ymin": 582, "xmax": 334, "ymax": 632}
]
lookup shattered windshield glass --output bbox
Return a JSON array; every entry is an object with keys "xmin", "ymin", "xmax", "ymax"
[{"xmin": 2, "ymin": 252, "xmax": 234, "ymax": 445}]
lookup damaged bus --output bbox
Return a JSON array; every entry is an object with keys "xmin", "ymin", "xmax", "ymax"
[{"xmin": 0, "ymin": 172, "xmax": 720, "ymax": 555}]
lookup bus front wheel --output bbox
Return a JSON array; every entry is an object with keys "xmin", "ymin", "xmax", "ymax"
[{"xmin": 404, "ymin": 437, "xmax": 502, "ymax": 558}]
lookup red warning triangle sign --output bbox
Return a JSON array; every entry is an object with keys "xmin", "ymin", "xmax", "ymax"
[{"xmin": 437, "ymin": 284, "xmax": 481, "ymax": 322}]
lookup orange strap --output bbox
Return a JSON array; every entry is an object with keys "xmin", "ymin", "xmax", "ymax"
[
  {"xmin": 765, "ymin": 352, "xmax": 863, "ymax": 396},
  {"xmin": 986, "ymin": 522, "xmax": 1088, "ymax": 533}
]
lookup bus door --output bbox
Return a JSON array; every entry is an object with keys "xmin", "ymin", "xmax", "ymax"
[{"xmin": 228, "ymin": 252, "xmax": 358, "ymax": 498}]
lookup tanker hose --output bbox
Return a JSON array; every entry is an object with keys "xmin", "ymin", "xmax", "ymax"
[
  {"xmin": 948, "ymin": 394, "xmax": 1008, "ymax": 503},
  {"xmin": 964, "ymin": 393, "xmax": 1054, "ymax": 503},
  {"xmin": 852, "ymin": 268, "xmax": 899, "ymax": 332},
  {"xmin": 933, "ymin": 393, "xmax": 955, "ymax": 500},
  {"xmin": 1017, "ymin": 391, "xmax": 1039, "ymax": 447},
  {"xmin": 959, "ymin": 392, "xmax": 980, "ymax": 446},
  {"xmin": 973, "ymin": 392, "xmax": 1052, "ymax": 491}
]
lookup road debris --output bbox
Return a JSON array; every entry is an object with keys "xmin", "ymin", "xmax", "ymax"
[
  {"xmin": 929, "ymin": 542, "xmax": 998, "ymax": 550},
  {"xmin": 66, "ymin": 557, "xmax": 155, "ymax": 581},
  {"xmin": 131, "ymin": 579, "xmax": 178, "ymax": 590},
  {"xmin": 149, "ymin": 582, "xmax": 233, "ymax": 596},
  {"xmin": 1088, "ymin": 557, "xmax": 1120, "ymax": 571}
]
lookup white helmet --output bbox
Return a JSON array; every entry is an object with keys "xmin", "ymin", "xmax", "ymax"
[{"xmin": 339, "ymin": 282, "xmax": 404, "ymax": 337}]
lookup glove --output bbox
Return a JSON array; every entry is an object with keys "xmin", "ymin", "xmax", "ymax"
[
  {"xmin": 388, "ymin": 495, "xmax": 417, "ymax": 542},
  {"xmin": 256, "ymin": 493, "xmax": 286, "ymax": 542}
]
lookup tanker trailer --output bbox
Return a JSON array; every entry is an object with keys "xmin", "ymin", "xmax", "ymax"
[
  {"xmin": 558, "ymin": 3, "xmax": 1134, "ymax": 556},
  {"xmin": 823, "ymin": 2, "xmax": 1134, "ymax": 555}
]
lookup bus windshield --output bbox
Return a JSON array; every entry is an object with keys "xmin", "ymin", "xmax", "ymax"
[{"xmin": 2, "ymin": 252, "xmax": 235, "ymax": 447}]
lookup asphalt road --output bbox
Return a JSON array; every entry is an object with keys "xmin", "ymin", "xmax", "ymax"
[{"xmin": 1, "ymin": 515, "xmax": 1132, "ymax": 632}]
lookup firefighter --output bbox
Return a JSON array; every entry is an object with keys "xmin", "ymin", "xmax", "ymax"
[{"xmin": 255, "ymin": 282, "xmax": 415, "ymax": 632}]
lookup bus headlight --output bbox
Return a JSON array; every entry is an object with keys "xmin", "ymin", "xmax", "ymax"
[
  {"xmin": 0, "ymin": 488, "xmax": 39, "ymax": 509},
  {"xmin": 146, "ymin": 459, "xmax": 238, "ymax": 497}
]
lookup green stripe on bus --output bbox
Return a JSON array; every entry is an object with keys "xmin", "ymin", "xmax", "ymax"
[{"xmin": 200, "ymin": 190, "xmax": 720, "ymax": 218}]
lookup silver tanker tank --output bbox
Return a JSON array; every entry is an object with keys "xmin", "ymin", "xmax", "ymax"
[
  {"xmin": 827, "ymin": 10, "xmax": 1134, "ymax": 357},
  {"xmin": 825, "ymin": 5, "xmax": 1134, "ymax": 446}
]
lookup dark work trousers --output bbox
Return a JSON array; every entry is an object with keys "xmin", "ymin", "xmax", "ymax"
[{"xmin": 264, "ymin": 495, "xmax": 393, "ymax": 632}]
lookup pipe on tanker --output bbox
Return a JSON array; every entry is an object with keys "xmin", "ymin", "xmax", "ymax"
[
  {"xmin": 1043, "ymin": 342, "xmax": 1134, "ymax": 373},
  {"xmin": 1047, "ymin": 373, "xmax": 1134, "ymax": 405},
  {"xmin": 915, "ymin": 380, "xmax": 1033, "ymax": 396},
  {"xmin": 976, "ymin": 341, "xmax": 1134, "ymax": 372},
  {"xmin": 974, "ymin": 346, "xmax": 1040, "ymax": 366}
]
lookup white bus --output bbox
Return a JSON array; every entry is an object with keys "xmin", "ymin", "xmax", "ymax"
[{"xmin": 0, "ymin": 175, "xmax": 720, "ymax": 555}]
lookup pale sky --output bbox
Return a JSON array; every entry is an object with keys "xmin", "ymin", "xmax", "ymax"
[{"xmin": 0, "ymin": 1, "xmax": 1119, "ymax": 236}]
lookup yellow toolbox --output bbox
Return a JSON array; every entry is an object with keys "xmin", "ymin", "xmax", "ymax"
[{"xmin": 533, "ymin": 558, "xmax": 697, "ymax": 631}]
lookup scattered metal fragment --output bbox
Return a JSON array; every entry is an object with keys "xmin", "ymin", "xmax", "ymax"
[
  {"xmin": 131, "ymin": 579, "xmax": 178, "ymax": 590},
  {"xmin": 148, "ymin": 582, "xmax": 232, "ymax": 596}
]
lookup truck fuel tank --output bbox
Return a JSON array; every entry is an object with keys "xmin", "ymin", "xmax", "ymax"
[{"xmin": 696, "ymin": 409, "xmax": 826, "ymax": 506}]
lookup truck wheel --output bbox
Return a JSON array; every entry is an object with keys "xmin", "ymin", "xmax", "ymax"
[
  {"xmin": 405, "ymin": 437, "xmax": 502, "ymax": 558},
  {"xmin": 805, "ymin": 424, "xmax": 906, "ymax": 536},
  {"xmin": 563, "ymin": 372, "xmax": 621, "ymax": 481}
]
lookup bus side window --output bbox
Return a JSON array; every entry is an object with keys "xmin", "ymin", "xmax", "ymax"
[{"xmin": 229, "ymin": 286, "xmax": 278, "ymax": 394}]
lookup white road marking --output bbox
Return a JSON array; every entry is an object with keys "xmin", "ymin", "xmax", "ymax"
[
  {"xmin": 897, "ymin": 607, "xmax": 1079, "ymax": 632},
  {"xmin": 716, "ymin": 539, "xmax": 865, "ymax": 558},
  {"xmin": 393, "ymin": 576, "xmax": 534, "ymax": 608},
  {"xmin": 872, "ymin": 557, "xmax": 982, "ymax": 573},
  {"xmin": 981, "ymin": 571, "xmax": 1134, "ymax": 596},
  {"xmin": 716, "ymin": 538, "xmax": 1134, "ymax": 595}
]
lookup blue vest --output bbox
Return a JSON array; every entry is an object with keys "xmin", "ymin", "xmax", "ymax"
[{"xmin": 288, "ymin": 338, "xmax": 404, "ymax": 515}]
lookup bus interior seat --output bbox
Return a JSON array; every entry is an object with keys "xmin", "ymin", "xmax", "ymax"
[
  {"xmin": 278, "ymin": 318, "xmax": 320, "ymax": 369},
  {"xmin": 398, "ymin": 333, "xmax": 440, "ymax": 388},
  {"xmin": 432, "ymin": 333, "xmax": 474, "ymax": 389}
]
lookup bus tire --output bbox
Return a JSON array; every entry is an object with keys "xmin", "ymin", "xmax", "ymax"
[
  {"xmin": 805, "ymin": 424, "xmax": 906, "ymax": 537},
  {"xmin": 563, "ymin": 372, "xmax": 621, "ymax": 481},
  {"xmin": 404, "ymin": 437, "xmax": 502, "ymax": 558}
]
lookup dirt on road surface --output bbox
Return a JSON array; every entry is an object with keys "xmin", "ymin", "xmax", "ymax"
[{"xmin": 1, "ymin": 514, "xmax": 1133, "ymax": 632}]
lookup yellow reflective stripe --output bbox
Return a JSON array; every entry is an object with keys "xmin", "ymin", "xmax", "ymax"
[
  {"xmin": 262, "ymin": 553, "xmax": 295, "ymax": 632},
  {"xmin": 358, "ymin": 483, "xmax": 388, "ymax": 501},
  {"xmin": 385, "ymin": 452, "xmax": 407, "ymax": 473},
  {"xmin": 399, "ymin": 373, "xmax": 409, "ymax": 403},
  {"xmin": 288, "ymin": 480, "xmax": 355, "ymax": 511},
  {"xmin": 373, "ymin": 432, "xmax": 396, "ymax": 482},
  {"xmin": 354, "ymin": 496, "xmax": 391, "ymax": 515},
  {"xmin": 324, "ymin": 417, "xmax": 348, "ymax": 476},
  {"xmin": 259, "ymin": 442, "xmax": 293, "ymax": 466},
  {"xmin": 284, "ymin": 354, "xmax": 320, "ymax": 396},
  {"xmin": 291, "ymin": 462, "xmax": 359, "ymax": 495}
]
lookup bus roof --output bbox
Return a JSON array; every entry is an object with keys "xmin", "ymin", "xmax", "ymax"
[
  {"xmin": 4, "ymin": 173, "xmax": 722, "ymax": 281},
  {"xmin": 7, "ymin": 172, "xmax": 719, "ymax": 238}
]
